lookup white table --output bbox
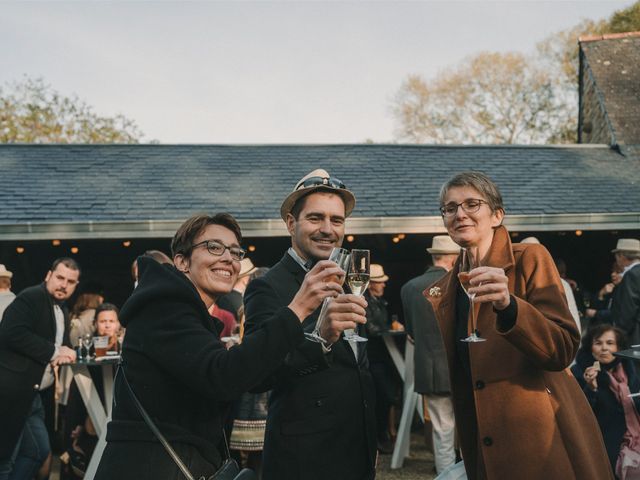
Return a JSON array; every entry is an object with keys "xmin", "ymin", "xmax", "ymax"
[
  {"xmin": 380, "ymin": 332, "xmax": 424, "ymax": 469},
  {"xmin": 67, "ymin": 358, "xmax": 118, "ymax": 480}
]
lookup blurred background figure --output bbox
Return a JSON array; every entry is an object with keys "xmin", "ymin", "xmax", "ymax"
[
  {"xmin": 61, "ymin": 304, "xmax": 122, "ymax": 479},
  {"xmin": 217, "ymin": 258, "xmax": 257, "ymax": 323},
  {"xmin": 68, "ymin": 285, "xmax": 104, "ymax": 344},
  {"xmin": 229, "ymin": 267, "xmax": 270, "ymax": 478},
  {"xmin": 0, "ymin": 265, "xmax": 15, "ymax": 321},
  {"xmin": 401, "ymin": 235, "xmax": 459, "ymax": 474},
  {"xmin": 364, "ymin": 263, "xmax": 400, "ymax": 454},
  {"xmin": 130, "ymin": 250, "xmax": 172, "ymax": 288},
  {"xmin": 571, "ymin": 325, "xmax": 640, "ymax": 479},
  {"xmin": 521, "ymin": 237, "xmax": 582, "ymax": 333}
]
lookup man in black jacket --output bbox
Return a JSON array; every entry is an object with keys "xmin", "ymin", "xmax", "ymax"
[
  {"xmin": 401, "ymin": 235, "xmax": 459, "ymax": 474},
  {"xmin": 244, "ymin": 169, "xmax": 376, "ymax": 480},
  {"xmin": 586, "ymin": 239, "xmax": 640, "ymax": 342},
  {"xmin": 0, "ymin": 258, "xmax": 79, "ymax": 480}
]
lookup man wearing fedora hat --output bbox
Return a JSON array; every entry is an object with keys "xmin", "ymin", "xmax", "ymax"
[
  {"xmin": 244, "ymin": 169, "xmax": 376, "ymax": 480},
  {"xmin": 588, "ymin": 239, "xmax": 640, "ymax": 343},
  {"xmin": 0, "ymin": 265, "xmax": 15, "ymax": 321},
  {"xmin": 401, "ymin": 235, "xmax": 459, "ymax": 474}
]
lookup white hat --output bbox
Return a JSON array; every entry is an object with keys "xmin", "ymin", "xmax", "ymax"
[
  {"xmin": 370, "ymin": 264, "xmax": 389, "ymax": 283},
  {"xmin": 520, "ymin": 237, "xmax": 541, "ymax": 244},
  {"xmin": 612, "ymin": 238, "xmax": 640, "ymax": 253},
  {"xmin": 0, "ymin": 265, "xmax": 12, "ymax": 279},
  {"xmin": 427, "ymin": 236, "xmax": 460, "ymax": 254},
  {"xmin": 238, "ymin": 258, "xmax": 257, "ymax": 278},
  {"xmin": 280, "ymin": 169, "xmax": 356, "ymax": 221}
]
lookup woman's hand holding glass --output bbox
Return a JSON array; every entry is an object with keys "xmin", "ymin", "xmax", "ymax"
[
  {"xmin": 583, "ymin": 366, "xmax": 599, "ymax": 391},
  {"xmin": 466, "ymin": 266, "xmax": 510, "ymax": 311},
  {"xmin": 288, "ymin": 260, "xmax": 345, "ymax": 322}
]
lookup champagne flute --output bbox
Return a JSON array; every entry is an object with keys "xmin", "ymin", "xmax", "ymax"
[
  {"xmin": 344, "ymin": 249, "xmax": 370, "ymax": 343},
  {"xmin": 81, "ymin": 333, "xmax": 95, "ymax": 359},
  {"xmin": 459, "ymin": 248, "xmax": 486, "ymax": 343},
  {"xmin": 305, "ymin": 248, "xmax": 350, "ymax": 344}
]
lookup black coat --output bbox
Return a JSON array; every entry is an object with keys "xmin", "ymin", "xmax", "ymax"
[
  {"xmin": 94, "ymin": 258, "xmax": 303, "ymax": 479},
  {"xmin": 571, "ymin": 349, "xmax": 640, "ymax": 474},
  {"xmin": 244, "ymin": 253, "xmax": 377, "ymax": 480},
  {"xmin": 401, "ymin": 266, "xmax": 451, "ymax": 395},
  {"xmin": 613, "ymin": 265, "xmax": 640, "ymax": 345},
  {"xmin": 0, "ymin": 283, "xmax": 70, "ymax": 458}
]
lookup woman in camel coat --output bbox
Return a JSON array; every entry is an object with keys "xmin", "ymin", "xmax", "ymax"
[{"xmin": 425, "ymin": 171, "xmax": 612, "ymax": 479}]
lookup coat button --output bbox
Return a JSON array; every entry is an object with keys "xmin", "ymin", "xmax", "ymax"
[
  {"xmin": 483, "ymin": 436, "xmax": 493, "ymax": 446},
  {"xmin": 475, "ymin": 380, "xmax": 485, "ymax": 390},
  {"xmin": 33, "ymin": 384, "xmax": 40, "ymax": 390},
  {"xmin": 315, "ymin": 400, "xmax": 323, "ymax": 407}
]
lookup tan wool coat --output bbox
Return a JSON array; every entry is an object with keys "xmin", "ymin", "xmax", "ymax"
[{"xmin": 425, "ymin": 226, "xmax": 613, "ymax": 480}]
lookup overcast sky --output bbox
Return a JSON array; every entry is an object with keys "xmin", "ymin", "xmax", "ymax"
[{"xmin": 1, "ymin": 0, "xmax": 636, "ymax": 143}]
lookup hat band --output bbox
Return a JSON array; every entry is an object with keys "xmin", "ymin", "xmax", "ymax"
[{"xmin": 297, "ymin": 176, "xmax": 346, "ymax": 191}]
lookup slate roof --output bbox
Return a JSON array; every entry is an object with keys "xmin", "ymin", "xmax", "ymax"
[
  {"xmin": 0, "ymin": 144, "xmax": 638, "ymax": 236},
  {"xmin": 580, "ymin": 32, "xmax": 640, "ymax": 146}
]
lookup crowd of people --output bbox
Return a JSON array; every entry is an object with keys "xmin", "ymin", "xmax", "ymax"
[{"xmin": 0, "ymin": 169, "xmax": 639, "ymax": 480}]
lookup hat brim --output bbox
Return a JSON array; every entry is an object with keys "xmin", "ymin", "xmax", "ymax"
[
  {"xmin": 427, "ymin": 248, "xmax": 460, "ymax": 254},
  {"xmin": 280, "ymin": 187, "xmax": 356, "ymax": 221},
  {"xmin": 612, "ymin": 249, "xmax": 640, "ymax": 254},
  {"xmin": 238, "ymin": 266, "xmax": 257, "ymax": 278},
  {"xmin": 0, "ymin": 273, "xmax": 12, "ymax": 279},
  {"xmin": 370, "ymin": 275, "xmax": 389, "ymax": 282}
]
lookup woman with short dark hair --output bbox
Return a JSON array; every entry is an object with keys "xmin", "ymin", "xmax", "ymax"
[
  {"xmin": 425, "ymin": 171, "xmax": 612, "ymax": 479},
  {"xmin": 95, "ymin": 213, "xmax": 332, "ymax": 479},
  {"xmin": 572, "ymin": 325, "xmax": 640, "ymax": 479}
]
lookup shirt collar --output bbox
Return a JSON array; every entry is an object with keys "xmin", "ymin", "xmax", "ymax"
[
  {"xmin": 622, "ymin": 260, "xmax": 640, "ymax": 277},
  {"xmin": 287, "ymin": 247, "xmax": 314, "ymax": 272}
]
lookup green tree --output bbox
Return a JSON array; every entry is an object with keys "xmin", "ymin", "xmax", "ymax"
[
  {"xmin": 392, "ymin": 1, "xmax": 640, "ymax": 145},
  {"xmin": 0, "ymin": 77, "xmax": 144, "ymax": 143},
  {"xmin": 392, "ymin": 52, "xmax": 573, "ymax": 144}
]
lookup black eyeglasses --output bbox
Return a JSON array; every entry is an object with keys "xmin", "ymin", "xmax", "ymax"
[
  {"xmin": 440, "ymin": 199, "xmax": 489, "ymax": 217},
  {"xmin": 297, "ymin": 176, "xmax": 346, "ymax": 191},
  {"xmin": 191, "ymin": 240, "xmax": 246, "ymax": 261}
]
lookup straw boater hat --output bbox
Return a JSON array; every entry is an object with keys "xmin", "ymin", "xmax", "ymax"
[
  {"xmin": 520, "ymin": 236, "xmax": 541, "ymax": 245},
  {"xmin": 0, "ymin": 265, "xmax": 12, "ymax": 279},
  {"xmin": 280, "ymin": 169, "xmax": 356, "ymax": 221},
  {"xmin": 370, "ymin": 264, "xmax": 389, "ymax": 283},
  {"xmin": 427, "ymin": 235, "xmax": 460, "ymax": 254},
  {"xmin": 612, "ymin": 238, "xmax": 640, "ymax": 254},
  {"xmin": 238, "ymin": 258, "xmax": 257, "ymax": 278}
]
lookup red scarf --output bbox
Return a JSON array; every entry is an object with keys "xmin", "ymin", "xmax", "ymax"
[{"xmin": 608, "ymin": 363, "xmax": 640, "ymax": 479}]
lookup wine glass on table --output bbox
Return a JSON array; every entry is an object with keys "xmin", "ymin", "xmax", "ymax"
[
  {"xmin": 344, "ymin": 249, "xmax": 370, "ymax": 343},
  {"xmin": 81, "ymin": 333, "xmax": 95, "ymax": 360},
  {"xmin": 458, "ymin": 248, "xmax": 486, "ymax": 343},
  {"xmin": 305, "ymin": 248, "xmax": 350, "ymax": 344}
]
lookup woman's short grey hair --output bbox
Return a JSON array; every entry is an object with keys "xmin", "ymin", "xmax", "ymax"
[{"xmin": 439, "ymin": 171, "xmax": 505, "ymax": 213}]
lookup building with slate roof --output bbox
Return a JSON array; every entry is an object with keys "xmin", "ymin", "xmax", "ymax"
[{"xmin": 0, "ymin": 33, "xmax": 639, "ymax": 307}]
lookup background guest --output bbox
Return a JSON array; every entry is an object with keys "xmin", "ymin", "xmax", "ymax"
[
  {"xmin": 0, "ymin": 265, "xmax": 15, "ymax": 321},
  {"xmin": 571, "ymin": 325, "xmax": 640, "ymax": 479}
]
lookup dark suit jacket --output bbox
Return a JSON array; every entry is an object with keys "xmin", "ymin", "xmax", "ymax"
[
  {"xmin": 401, "ymin": 266, "xmax": 451, "ymax": 395},
  {"xmin": 612, "ymin": 264, "xmax": 640, "ymax": 345},
  {"xmin": 0, "ymin": 283, "xmax": 70, "ymax": 458},
  {"xmin": 244, "ymin": 252, "xmax": 376, "ymax": 480}
]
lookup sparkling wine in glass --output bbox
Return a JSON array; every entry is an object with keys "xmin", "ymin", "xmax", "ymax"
[
  {"xmin": 305, "ymin": 248, "xmax": 350, "ymax": 344},
  {"xmin": 459, "ymin": 248, "xmax": 486, "ymax": 343},
  {"xmin": 344, "ymin": 249, "xmax": 370, "ymax": 343},
  {"xmin": 81, "ymin": 333, "xmax": 95, "ymax": 359}
]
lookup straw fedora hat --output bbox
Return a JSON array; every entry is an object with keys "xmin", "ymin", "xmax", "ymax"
[
  {"xmin": 370, "ymin": 264, "xmax": 389, "ymax": 283},
  {"xmin": 0, "ymin": 264, "xmax": 12, "ymax": 279},
  {"xmin": 427, "ymin": 235, "xmax": 460, "ymax": 254},
  {"xmin": 280, "ymin": 169, "xmax": 356, "ymax": 221},
  {"xmin": 520, "ymin": 237, "xmax": 541, "ymax": 244},
  {"xmin": 612, "ymin": 238, "xmax": 640, "ymax": 253},
  {"xmin": 238, "ymin": 258, "xmax": 257, "ymax": 278}
]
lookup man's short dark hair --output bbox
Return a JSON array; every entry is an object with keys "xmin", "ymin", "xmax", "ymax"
[
  {"xmin": 171, "ymin": 213, "xmax": 242, "ymax": 259},
  {"xmin": 290, "ymin": 190, "xmax": 346, "ymax": 220},
  {"xmin": 51, "ymin": 257, "xmax": 80, "ymax": 274}
]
